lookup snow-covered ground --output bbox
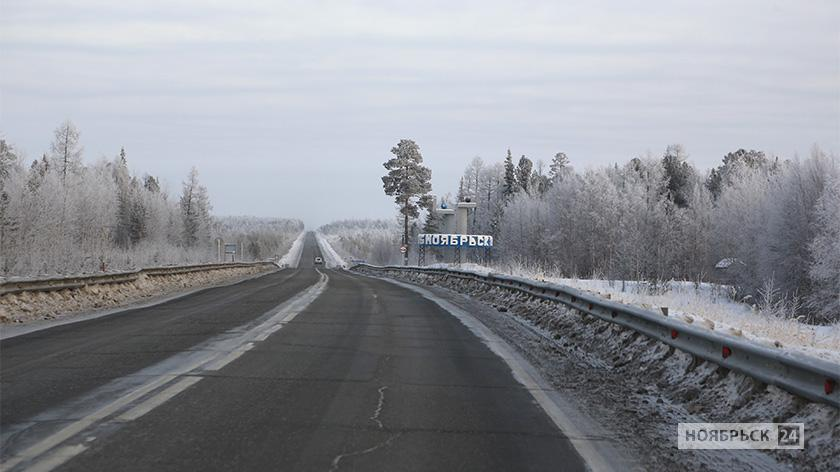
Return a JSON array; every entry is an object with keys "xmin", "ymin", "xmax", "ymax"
[
  {"xmin": 277, "ymin": 231, "xmax": 306, "ymax": 268},
  {"xmin": 315, "ymin": 232, "xmax": 347, "ymax": 268},
  {"xmin": 419, "ymin": 262, "xmax": 840, "ymax": 363}
]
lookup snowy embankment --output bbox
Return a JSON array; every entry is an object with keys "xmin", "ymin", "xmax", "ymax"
[
  {"xmin": 0, "ymin": 265, "xmax": 272, "ymax": 325},
  {"xmin": 355, "ymin": 265, "xmax": 838, "ymax": 471},
  {"xmin": 418, "ymin": 263, "xmax": 840, "ymax": 363},
  {"xmin": 276, "ymin": 231, "xmax": 306, "ymax": 268},
  {"xmin": 0, "ymin": 236, "xmax": 307, "ymax": 326},
  {"xmin": 315, "ymin": 232, "xmax": 347, "ymax": 268}
]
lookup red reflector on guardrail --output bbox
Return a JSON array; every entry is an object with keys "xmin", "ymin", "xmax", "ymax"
[
  {"xmin": 671, "ymin": 329, "xmax": 678, "ymax": 339},
  {"xmin": 826, "ymin": 379, "xmax": 835, "ymax": 395},
  {"xmin": 722, "ymin": 346, "xmax": 732, "ymax": 358}
]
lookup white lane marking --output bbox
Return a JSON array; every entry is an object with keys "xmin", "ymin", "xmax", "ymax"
[
  {"xmin": 373, "ymin": 276, "xmax": 623, "ymax": 472},
  {"xmin": 203, "ymin": 343, "xmax": 256, "ymax": 371},
  {"xmin": 1, "ymin": 269, "xmax": 328, "ymax": 472},
  {"xmin": 117, "ymin": 376, "xmax": 203, "ymax": 422},
  {"xmin": 24, "ymin": 444, "xmax": 88, "ymax": 472},
  {"xmin": 1, "ymin": 373, "xmax": 180, "ymax": 471}
]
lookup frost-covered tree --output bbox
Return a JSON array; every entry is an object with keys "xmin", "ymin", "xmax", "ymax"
[
  {"xmin": 503, "ymin": 149, "xmax": 517, "ymax": 198},
  {"xmin": 706, "ymin": 148, "xmax": 770, "ymax": 199},
  {"xmin": 180, "ymin": 167, "xmax": 212, "ymax": 248},
  {"xmin": 515, "ymin": 155, "xmax": 533, "ymax": 194},
  {"xmin": 422, "ymin": 196, "xmax": 442, "ymax": 234},
  {"xmin": 143, "ymin": 174, "xmax": 160, "ymax": 193},
  {"xmin": 760, "ymin": 149, "xmax": 838, "ymax": 308},
  {"xmin": 49, "ymin": 119, "xmax": 83, "ymax": 182},
  {"xmin": 0, "ymin": 139, "xmax": 18, "ymax": 182},
  {"xmin": 461, "ymin": 157, "xmax": 483, "ymax": 199},
  {"xmin": 530, "ymin": 160, "xmax": 551, "ymax": 196},
  {"xmin": 1, "ymin": 128, "xmax": 298, "ymax": 276},
  {"xmin": 661, "ymin": 144, "xmax": 694, "ymax": 208},
  {"xmin": 549, "ymin": 152, "xmax": 570, "ymax": 183},
  {"xmin": 446, "ymin": 144, "xmax": 838, "ymax": 321},
  {"xmin": 319, "ymin": 219, "xmax": 402, "ymax": 265},
  {"xmin": 381, "ymin": 139, "xmax": 432, "ymax": 262},
  {"xmin": 213, "ymin": 216, "xmax": 303, "ymax": 262},
  {"xmin": 807, "ymin": 174, "xmax": 840, "ymax": 321}
]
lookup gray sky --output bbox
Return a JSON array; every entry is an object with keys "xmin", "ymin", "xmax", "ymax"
[{"xmin": 2, "ymin": 0, "xmax": 838, "ymax": 228}]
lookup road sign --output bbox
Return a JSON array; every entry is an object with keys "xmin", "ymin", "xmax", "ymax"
[
  {"xmin": 400, "ymin": 245, "xmax": 408, "ymax": 254},
  {"xmin": 224, "ymin": 244, "xmax": 238, "ymax": 255},
  {"xmin": 417, "ymin": 234, "xmax": 493, "ymax": 248}
]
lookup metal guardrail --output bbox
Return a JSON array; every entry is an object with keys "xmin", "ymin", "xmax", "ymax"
[
  {"xmin": 353, "ymin": 264, "xmax": 840, "ymax": 408},
  {"xmin": 0, "ymin": 262, "xmax": 276, "ymax": 296}
]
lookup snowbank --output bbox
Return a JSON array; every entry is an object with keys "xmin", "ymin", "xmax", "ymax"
[
  {"xmin": 0, "ymin": 265, "xmax": 274, "ymax": 325},
  {"xmin": 386, "ymin": 262, "xmax": 840, "ymax": 364},
  {"xmin": 315, "ymin": 232, "xmax": 347, "ymax": 268},
  {"xmin": 277, "ymin": 231, "xmax": 306, "ymax": 268}
]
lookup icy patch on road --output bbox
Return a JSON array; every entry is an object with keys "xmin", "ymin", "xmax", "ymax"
[
  {"xmin": 277, "ymin": 231, "xmax": 306, "ymax": 268},
  {"xmin": 316, "ymin": 232, "xmax": 347, "ymax": 268}
]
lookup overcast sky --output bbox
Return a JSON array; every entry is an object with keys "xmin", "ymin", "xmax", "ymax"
[{"xmin": 1, "ymin": 0, "xmax": 838, "ymax": 227}]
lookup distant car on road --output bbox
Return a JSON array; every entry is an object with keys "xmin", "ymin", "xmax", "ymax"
[{"xmin": 314, "ymin": 256, "xmax": 324, "ymax": 265}]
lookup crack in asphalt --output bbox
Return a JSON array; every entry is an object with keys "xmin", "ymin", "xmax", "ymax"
[
  {"xmin": 329, "ymin": 384, "xmax": 399, "ymax": 472},
  {"xmin": 369, "ymin": 386, "xmax": 388, "ymax": 430},
  {"xmin": 328, "ymin": 432, "xmax": 402, "ymax": 472}
]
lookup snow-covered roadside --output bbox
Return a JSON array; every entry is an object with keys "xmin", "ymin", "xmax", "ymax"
[
  {"xmin": 420, "ymin": 262, "xmax": 840, "ymax": 364},
  {"xmin": 277, "ymin": 231, "xmax": 306, "ymax": 268},
  {"xmin": 0, "ymin": 265, "xmax": 274, "ymax": 326},
  {"xmin": 315, "ymin": 231, "xmax": 347, "ymax": 268},
  {"xmin": 356, "ymin": 266, "xmax": 839, "ymax": 471}
]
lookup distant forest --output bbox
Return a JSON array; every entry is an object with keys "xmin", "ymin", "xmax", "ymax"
[{"xmin": 0, "ymin": 120, "xmax": 302, "ymax": 277}]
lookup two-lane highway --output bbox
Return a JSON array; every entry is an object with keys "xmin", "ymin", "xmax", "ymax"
[{"xmin": 1, "ymin": 233, "xmax": 588, "ymax": 471}]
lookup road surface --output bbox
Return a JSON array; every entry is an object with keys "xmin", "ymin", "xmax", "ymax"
[{"xmin": 0, "ymin": 233, "xmax": 588, "ymax": 471}]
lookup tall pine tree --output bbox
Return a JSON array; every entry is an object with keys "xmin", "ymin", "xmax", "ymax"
[
  {"xmin": 382, "ymin": 139, "xmax": 432, "ymax": 263},
  {"xmin": 503, "ymin": 149, "xmax": 517, "ymax": 199}
]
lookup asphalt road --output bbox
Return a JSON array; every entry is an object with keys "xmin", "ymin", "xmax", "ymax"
[{"xmin": 0, "ymin": 233, "xmax": 587, "ymax": 471}]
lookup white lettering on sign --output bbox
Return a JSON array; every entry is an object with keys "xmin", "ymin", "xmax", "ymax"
[{"xmin": 417, "ymin": 234, "xmax": 494, "ymax": 247}]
